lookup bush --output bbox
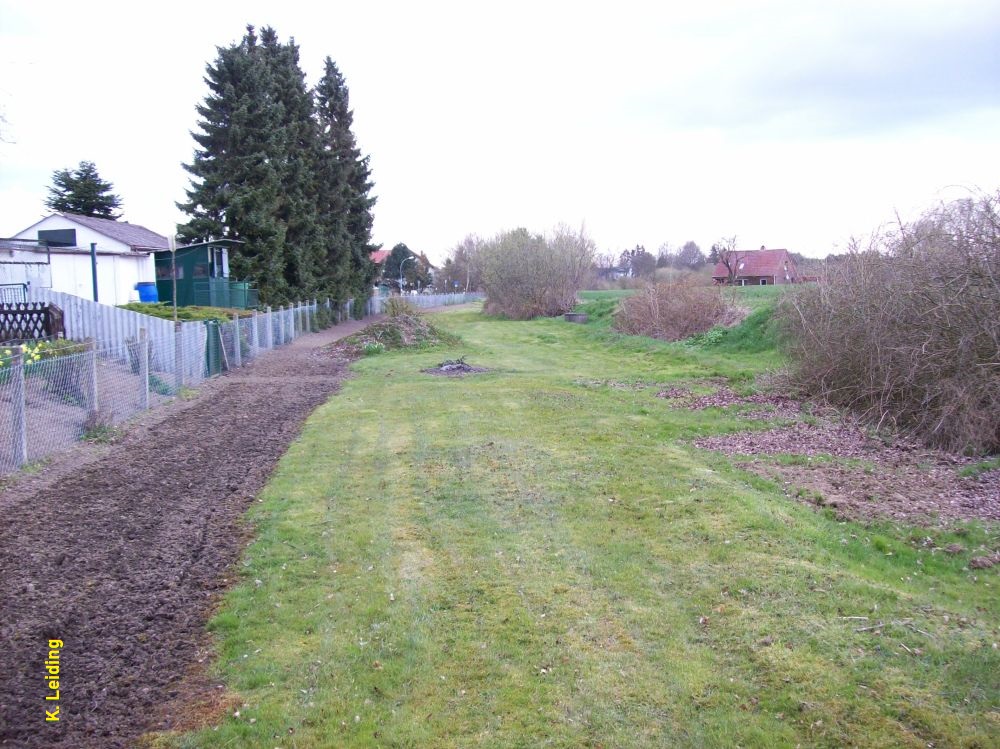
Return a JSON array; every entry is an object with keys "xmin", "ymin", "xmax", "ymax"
[
  {"xmin": 614, "ymin": 278, "xmax": 732, "ymax": 341},
  {"xmin": 778, "ymin": 191, "xmax": 1000, "ymax": 454},
  {"xmin": 384, "ymin": 297, "xmax": 419, "ymax": 318},
  {"xmin": 313, "ymin": 304, "xmax": 334, "ymax": 331},
  {"xmin": 480, "ymin": 225, "xmax": 595, "ymax": 319}
]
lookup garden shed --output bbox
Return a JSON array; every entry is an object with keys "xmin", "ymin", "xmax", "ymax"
[{"xmin": 154, "ymin": 239, "xmax": 258, "ymax": 309}]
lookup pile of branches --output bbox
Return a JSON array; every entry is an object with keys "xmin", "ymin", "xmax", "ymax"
[{"xmin": 779, "ymin": 191, "xmax": 1000, "ymax": 454}]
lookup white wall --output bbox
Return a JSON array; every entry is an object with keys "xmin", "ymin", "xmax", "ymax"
[
  {"xmin": 0, "ymin": 246, "xmax": 52, "ymax": 287},
  {"xmin": 47, "ymin": 251, "xmax": 154, "ymax": 305}
]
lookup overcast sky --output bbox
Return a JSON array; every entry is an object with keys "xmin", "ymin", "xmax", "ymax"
[{"xmin": 1, "ymin": 0, "xmax": 998, "ymax": 262}]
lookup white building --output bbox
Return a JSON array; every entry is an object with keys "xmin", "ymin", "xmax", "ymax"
[{"xmin": 9, "ymin": 213, "xmax": 167, "ymax": 305}]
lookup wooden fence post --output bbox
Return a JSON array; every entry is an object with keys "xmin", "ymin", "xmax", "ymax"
[
  {"xmin": 139, "ymin": 328, "xmax": 150, "ymax": 410},
  {"xmin": 251, "ymin": 310, "xmax": 259, "ymax": 357},
  {"xmin": 10, "ymin": 348, "xmax": 27, "ymax": 469},
  {"xmin": 277, "ymin": 306, "xmax": 284, "ymax": 346},
  {"xmin": 265, "ymin": 306, "xmax": 273, "ymax": 349},
  {"xmin": 84, "ymin": 337, "xmax": 98, "ymax": 415},
  {"xmin": 174, "ymin": 322, "xmax": 184, "ymax": 390},
  {"xmin": 232, "ymin": 315, "xmax": 242, "ymax": 368}
]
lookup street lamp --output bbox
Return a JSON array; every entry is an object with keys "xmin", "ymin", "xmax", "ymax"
[{"xmin": 399, "ymin": 255, "xmax": 415, "ymax": 294}]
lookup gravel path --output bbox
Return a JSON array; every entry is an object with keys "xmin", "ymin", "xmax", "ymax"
[{"xmin": 0, "ymin": 317, "xmax": 375, "ymax": 748}]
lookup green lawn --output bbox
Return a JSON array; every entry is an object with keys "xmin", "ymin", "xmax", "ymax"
[{"xmin": 154, "ymin": 308, "xmax": 998, "ymax": 748}]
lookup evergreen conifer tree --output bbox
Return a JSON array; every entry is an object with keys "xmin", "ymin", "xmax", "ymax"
[
  {"xmin": 315, "ymin": 58, "xmax": 378, "ymax": 299},
  {"xmin": 260, "ymin": 28, "xmax": 326, "ymax": 298},
  {"xmin": 45, "ymin": 161, "xmax": 122, "ymax": 218},
  {"xmin": 179, "ymin": 28, "xmax": 378, "ymax": 305},
  {"xmin": 178, "ymin": 26, "xmax": 290, "ymax": 303}
]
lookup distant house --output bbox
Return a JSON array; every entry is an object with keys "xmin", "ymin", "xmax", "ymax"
[
  {"xmin": 12, "ymin": 213, "xmax": 166, "ymax": 304},
  {"xmin": 369, "ymin": 249, "xmax": 391, "ymax": 266},
  {"xmin": 711, "ymin": 247, "xmax": 799, "ymax": 286}
]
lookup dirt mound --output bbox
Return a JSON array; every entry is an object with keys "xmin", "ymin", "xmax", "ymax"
[{"xmin": 327, "ymin": 314, "xmax": 458, "ymax": 356}]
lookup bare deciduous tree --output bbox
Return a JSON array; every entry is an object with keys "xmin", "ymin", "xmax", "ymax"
[
  {"xmin": 479, "ymin": 224, "xmax": 595, "ymax": 319},
  {"xmin": 712, "ymin": 236, "xmax": 740, "ymax": 284}
]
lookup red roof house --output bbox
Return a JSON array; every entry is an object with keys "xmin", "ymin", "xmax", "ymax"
[{"xmin": 711, "ymin": 247, "xmax": 799, "ymax": 285}]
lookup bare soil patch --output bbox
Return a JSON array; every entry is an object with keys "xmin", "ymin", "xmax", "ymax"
[
  {"xmin": 694, "ymin": 413, "xmax": 1000, "ymax": 525},
  {"xmin": 0, "ymin": 320, "xmax": 369, "ymax": 748},
  {"xmin": 666, "ymin": 384, "xmax": 804, "ymax": 419}
]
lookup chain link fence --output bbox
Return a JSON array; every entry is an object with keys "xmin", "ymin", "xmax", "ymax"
[
  {"xmin": 1, "ymin": 293, "xmax": 482, "ymax": 476},
  {"xmin": 1, "ymin": 300, "xmax": 325, "ymax": 475}
]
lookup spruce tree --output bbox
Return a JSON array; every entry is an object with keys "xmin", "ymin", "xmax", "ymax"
[
  {"xmin": 178, "ymin": 26, "xmax": 290, "ymax": 303},
  {"xmin": 259, "ymin": 28, "xmax": 326, "ymax": 298},
  {"xmin": 179, "ymin": 28, "xmax": 378, "ymax": 306},
  {"xmin": 315, "ymin": 57, "xmax": 378, "ymax": 300},
  {"xmin": 45, "ymin": 161, "xmax": 122, "ymax": 218}
]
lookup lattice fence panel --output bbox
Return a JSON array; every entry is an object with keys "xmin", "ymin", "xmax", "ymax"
[{"xmin": 0, "ymin": 302, "xmax": 64, "ymax": 342}]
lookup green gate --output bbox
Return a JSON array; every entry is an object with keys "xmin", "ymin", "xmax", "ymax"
[{"xmin": 204, "ymin": 321, "xmax": 222, "ymax": 376}]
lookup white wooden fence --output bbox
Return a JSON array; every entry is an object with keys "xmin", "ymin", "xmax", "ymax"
[{"xmin": 370, "ymin": 292, "xmax": 483, "ymax": 313}]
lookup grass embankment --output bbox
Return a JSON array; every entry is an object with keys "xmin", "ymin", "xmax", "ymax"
[
  {"xmin": 156, "ymin": 307, "xmax": 998, "ymax": 748},
  {"xmin": 575, "ymin": 286, "xmax": 782, "ymax": 358}
]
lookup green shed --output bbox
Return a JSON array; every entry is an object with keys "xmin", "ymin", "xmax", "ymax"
[{"xmin": 154, "ymin": 239, "xmax": 259, "ymax": 309}]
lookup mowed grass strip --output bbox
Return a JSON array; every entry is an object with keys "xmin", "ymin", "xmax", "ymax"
[{"xmin": 156, "ymin": 309, "xmax": 999, "ymax": 748}]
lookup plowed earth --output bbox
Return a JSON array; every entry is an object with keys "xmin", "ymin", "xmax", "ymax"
[{"xmin": 0, "ymin": 320, "xmax": 369, "ymax": 748}]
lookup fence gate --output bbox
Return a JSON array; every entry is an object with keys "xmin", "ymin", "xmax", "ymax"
[{"xmin": 0, "ymin": 302, "xmax": 65, "ymax": 342}]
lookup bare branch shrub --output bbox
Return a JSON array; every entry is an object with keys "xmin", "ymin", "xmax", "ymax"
[
  {"xmin": 779, "ymin": 190, "xmax": 1000, "ymax": 454},
  {"xmin": 479, "ymin": 225, "xmax": 595, "ymax": 319},
  {"xmin": 614, "ymin": 277, "xmax": 730, "ymax": 340},
  {"xmin": 384, "ymin": 297, "xmax": 420, "ymax": 318}
]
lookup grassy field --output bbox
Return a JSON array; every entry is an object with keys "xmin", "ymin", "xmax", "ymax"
[{"xmin": 155, "ymin": 306, "xmax": 998, "ymax": 748}]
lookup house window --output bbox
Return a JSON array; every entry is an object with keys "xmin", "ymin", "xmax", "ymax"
[
  {"xmin": 738, "ymin": 278, "xmax": 747, "ymax": 287},
  {"xmin": 760, "ymin": 279, "xmax": 768, "ymax": 285},
  {"xmin": 157, "ymin": 264, "xmax": 183, "ymax": 279}
]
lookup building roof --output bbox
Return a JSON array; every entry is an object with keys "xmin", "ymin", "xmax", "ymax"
[
  {"xmin": 54, "ymin": 213, "xmax": 169, "ymax": 251},
  {"xmin": 369, "ymin": 249, "xmax": 391, "ymax": 264},
  {"xmin": 712, "ymin": 247, "xmax": 794, "ymax": 278},
  {"xmin": 0, "ymin": 238, "xmax": 48, "ymax": 253},
  {"xmin": 153, "ymin": 238, "xmax": 245, "ymax": 256}
]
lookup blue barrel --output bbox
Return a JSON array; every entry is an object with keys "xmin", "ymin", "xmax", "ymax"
[{"xmin": 136, "ymin": 281, "xmax": 159, "ymax": 303}]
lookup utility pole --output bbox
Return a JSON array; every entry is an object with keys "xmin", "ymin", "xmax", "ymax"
[{"xmin": 399, "ymin": 255, "xmax": 415, "ymax": 295}]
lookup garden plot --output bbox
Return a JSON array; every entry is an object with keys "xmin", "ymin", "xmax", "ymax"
[{"xmin": 0, "ymin": 320, "xmax": 367, "ymax": 749}]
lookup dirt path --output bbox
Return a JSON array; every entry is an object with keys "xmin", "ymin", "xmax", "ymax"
[{"xmin": 0, "ymin": 317, "xmax": 376, "ymax": 748}]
